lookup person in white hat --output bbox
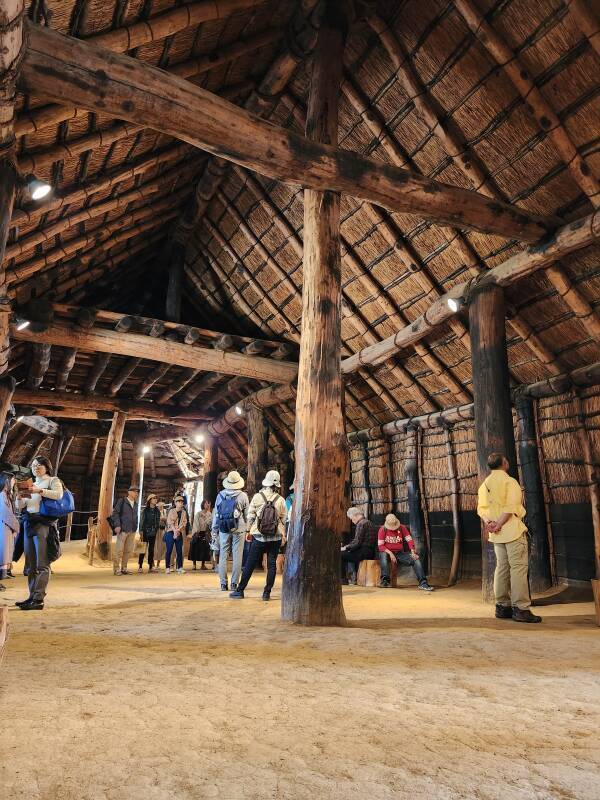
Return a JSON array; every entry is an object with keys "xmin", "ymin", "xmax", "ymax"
[
  {"xmin": 211, "ymin": 470, "xmax": 249, "ymax": 591},
  {"xmin": 230, "ymin": 470, "xmax": 287, "ymax": 601},
  {"xmin": 378, "ymin": 513, "xmax": 433, "ymax": 591}
]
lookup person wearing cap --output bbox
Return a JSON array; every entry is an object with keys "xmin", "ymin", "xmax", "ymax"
[
  {"xmin": 230, "ymin": 470, "xmax": 286, "ymax": 601},
  {"xmin": 111, "ymin": 485, "xmax": 139, "ymax": 576},
  {"xmin": 138, "ymin": 493, "xmax": 161, "ymax": 573},
  {"xmin": 341, "ymin": 507, "xmax": 378, "ymax": 584},
  {"xmin": 165, "ymin": 496, "xmax": 189, "ymax": 574},
  {"xmin": 378, "ymin": 514, "xmax": 434, "ymax": 591},
  {"xmin": 477, "ymin": 452, "xmax": 541, "ymax": 623},
  {"xmin": 212, "ymin": 470, "xmax": 249, "ymax": 591}
]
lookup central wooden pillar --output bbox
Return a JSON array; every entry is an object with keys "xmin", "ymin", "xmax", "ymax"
[
  {"xmin": 469, "ymin": 284, "xmax": 518, "ymax": 602},
  {"xmin": 405, "ymin": 425, "xmax": 427, "ymax": 561},
  {"xmin": 97, "ymin": 411, "xmax": 127, "ymax": 559},
  {"xmin": 246, "ymin": 405, "xmax": 269, "ymax": 496},
  {"xmin": 515, "ymin": 395, "xmax": 552, "ymax": 592},
  {"xmin": 203, "ymin": 435, "xmax": 219, "ymax": 506},
  {"xmin": 282, "ymin": 2, "xmax": 350, "ymax": 626}
]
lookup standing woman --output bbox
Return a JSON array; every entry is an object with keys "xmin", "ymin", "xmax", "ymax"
[
  {"xmin": 164, "ymin": 496, "xmax": 188, "ymax": 574},
  {"xmin": 189, "ymin": 499, "xmax": 212, "ymax": 570},
  {"xmin": 16, "ymin": 456, "xmax": 64, "ymax": 611},
  {"xmin": 138, "ymin": 493, "xmax": 161, "ymax": 573},
  {"xmin": 154, "ymin": 501, "xmax": 167, "ymax": 569},
  {"xmin": 0, "ymin": 473, "xmax": 19, "ymax": 592}
]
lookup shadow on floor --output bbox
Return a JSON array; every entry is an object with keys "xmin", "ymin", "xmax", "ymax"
[
  {"xmin": 347, "ymin": 614, "xmax": 597, "ymax": 632},
  {"xmin": 532, "ymin": 584, "xmax": 594, "ymax": 606}
]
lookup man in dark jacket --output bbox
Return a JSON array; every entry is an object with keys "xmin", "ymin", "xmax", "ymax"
[
  {"xmin": 112, "ymin": 486, "xmax": 139, "ymax": 575},
  {"xmin": 341, "ymin": 507, "xmax": 377, "ymax": 584}
]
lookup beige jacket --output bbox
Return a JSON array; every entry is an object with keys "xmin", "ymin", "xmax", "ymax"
[
  {"xmin": 247, "ymin": 487, "xmax": 286, "ymax": 542},
  {"xmin": 165, "ymin": 507, "xmax": 188, "ymax": 538}
]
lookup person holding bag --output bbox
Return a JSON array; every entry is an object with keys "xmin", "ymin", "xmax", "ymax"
[
  {"xmin": 164, "ymin": 496, "xmax": 188, "ymax": 574},
  {"xmin": 138, "ymin": 493, "xmax": 161, "ymax": 573},
  {"xmin": 15, "ymin": 456, "xmax": 64, "ymax": 611},
  {"xmin": 189, "ymin": 499, "xmax": 212, "ymax": 570}
]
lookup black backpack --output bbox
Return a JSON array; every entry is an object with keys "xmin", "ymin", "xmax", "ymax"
[{"xmin": 257, "ymin": 492, "xmax": 280, "ymax": 537}]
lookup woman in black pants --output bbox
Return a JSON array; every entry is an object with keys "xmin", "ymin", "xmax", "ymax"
[{"xmin": 138, "ymin": 493, "xmax": 161, "ymax": 573}]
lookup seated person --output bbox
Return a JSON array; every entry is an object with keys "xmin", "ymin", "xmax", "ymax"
[
  {"xmin": 378, "ymin": 514, "xmax": 433, "ymax": 591},
  {"xmin": 341, "ymin": 507, "xmax": 377, "ymax": 584}
]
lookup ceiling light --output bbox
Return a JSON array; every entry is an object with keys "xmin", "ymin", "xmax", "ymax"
[
  {"xmin": 447, "ymin": 297, "xmax": 459, "ymax": 313},
  {"xmin": 16, "ymin": 319, "xmax": 30, "ymax": 331},
  {"xmin": 195, "ymin": 434, "xmax": 204, "ymax": 444},
  {"xmin": 17, "ymin": 416, "xmax": 24, "ymax": 422},
  {"xmin": 142, "ymin": 445, "xmax": 151, "ymax": 454},
  {"xmin": 235, "ymin": 405, "xmax": 243, "ymax": 416},
  {"xmin": 27, "ymin": 176, "xmax": 52, "ymax": 201}
]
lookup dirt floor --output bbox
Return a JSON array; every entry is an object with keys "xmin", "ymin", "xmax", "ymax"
[{"xmin": 1, "ymin": 543, "xmax": 599, "ymax": 800}]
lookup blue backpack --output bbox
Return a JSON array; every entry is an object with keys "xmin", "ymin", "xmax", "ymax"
[{"xmin": 216, "ymin": 493, "xmax": 239, "ymax": 533}]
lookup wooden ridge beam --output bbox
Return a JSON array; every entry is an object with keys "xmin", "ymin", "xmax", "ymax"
[
  {"xmin": 11, "ymin": 321, "xmax": 299, "ymax": 384},
  {"xmin": 19, "ymin": 22, "xmax": 554, "ymax": 241}
]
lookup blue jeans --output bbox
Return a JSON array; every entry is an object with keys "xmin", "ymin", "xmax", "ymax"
[
  {"xmin": 379, "ymin": 551, "xmax": 427, "ymax": 584},
  {"xmin": 164, "ymin": 532, "xmax": 183, "ymax": 569},
  {"xmin": 218, "ymin": 530, "xmax": 245, "ymax": 588}
]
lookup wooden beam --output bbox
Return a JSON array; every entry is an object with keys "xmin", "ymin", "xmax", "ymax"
[
  {"xmin": 282, "ymin": 4, "xmax": 348, "ymax": 626},
  {"xmin": 0, "ymin": 0, "xmax": 24, "ymax": 376},
  {"xmin": 27, "ymin": 342, "xmax": 51, "ymax": 389},
  {"xmin": 97, "ymin": 411, "xmax": 127, "ymax": 559},
  {"xmin": 11, "ymin": 321, "xmax": 298, "ymax": 384},
  {"xmin": 19, "ymin": 22, "xmax": 553, "ymax": 241},
  {"xmin": 14, "ymin": 415, "xmax": 60, "ymax": 436},
  {"xmin": 12, "ymin": 388, "xmax": 209, "ymax": 424}
]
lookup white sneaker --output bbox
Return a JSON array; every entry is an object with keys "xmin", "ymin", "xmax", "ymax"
[
  {"xmin": 177, "ymin": 568, "xmax": 185, "ymax": 574},
  {"xmin": 165, "ymin": 568, "xmax": 171, "ymax": 574}
]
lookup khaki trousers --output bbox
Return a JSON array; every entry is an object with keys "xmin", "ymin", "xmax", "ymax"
[
  {"xmin": 493, "ymin": 534, "xmax": 530, "ymax": 610},
  {"xmin": 113, "ymin": 531, "xmax": 136, "ymax": 573}
]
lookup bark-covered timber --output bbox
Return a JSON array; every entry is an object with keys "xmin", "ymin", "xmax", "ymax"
[
  {"xmin": 0, "ymin": 0, "xmax": 24, "ymax": 376},
  {"xmin": 342, "ymin": 211, "xmax": 600, "ymax": 373},
  {"xmin": 27, "ymin": 342, "xmax": 51, "ymax": 389},
  {"xmin": 165, "ymin": 241, "xmax": 185, "ymax": 323},
  {"xmin": 282, "ymin": 4, "xmax": 349, "ymax": 627},
  {"xmin": 18, "ymin": 22, "xmax": 554, "ymax": 241},
  {"xmin": 97, "ymin": 411, "xmax": 127, "ymax": 560},
  {"xmin": 469, "ymin": 284, "xmax": 519, "ymax": 603},
  {"xmin": 81, "ymin": 436, "xmax": 99, "ymax": 516},
  {"xmin": 246, "ymin": 405, "xmax": 269, "ymax": 497},
  {"xmin": 202, "ymin": 436, "xmax": 219, "ymax": 506},
  {"xmin": 49, "ymin": 435, "xmax": 66, "ymax": 474},
  {"xmin": 0, "ymin": 374, "xmax": 15, "ymax": 456},
  {"xmin": 572, "ymin": 394, "xmax": 600, "ymax": 580},
  {"xmin": 515, "ymin": 395, "xmax": 552, "ymax": 593},
  {"xmin": 405, "ymin": 425, "xmax": 426, "ymax": 562},
  {"xmin": 11, "ymin": 321, "xmax": 298, "ymax": 384},
  {"xmin": 444, "ymin": 426, "xmax": 462, "ymax": 587}
]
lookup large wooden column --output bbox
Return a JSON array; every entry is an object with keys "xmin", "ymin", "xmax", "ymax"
[
  {"xmin": 469, "ymin": 284, "xmax": 518, "ymax": 601},
  {"xmin": 246, "ymin": 405, "xmax": 269, "ymax": 496},
  {"xmin": 0, "ymin": 374, "xmax": 15, "ymax": 455},
  {"xmin": 515, "ymin": 395, "xmax": 552, "ymax": 592},
  {"xmin": 97, "ymin": 411, "xmax": 127, "ymax": 559},
  {"xmin": 405, "ymin": 425, "xmax": 426, "ymax": 559},
  {"xmin": 202, "ymin": 435, "xmax": 219, "ymax": 506},
  {"xmin": 0, "ymin": 0, "xmax": 24, "ymax": 376},
  {"xmin": 282, "ymin": 2, "xmax": 350, "ymax": 626}
]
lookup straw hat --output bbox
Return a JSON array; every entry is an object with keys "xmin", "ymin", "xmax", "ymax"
[
  {"xmin": 223, "ymin": 470, "xmax": 245, "ymax": 490},
  {"xmin": 262, "ymin": 469, "xmax": 281, "ymax": 488},
  {"xmin": 384, "ymin": 513, "xmax": 401, "ymax": 530},
  {"xmin": 146, "ymin": 493, "xmax": 158, "ymax": 502}
]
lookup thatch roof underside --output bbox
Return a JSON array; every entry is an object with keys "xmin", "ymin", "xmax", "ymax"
[{"xmin": 6, "ymin": 0, "xmax": 600, "ymax": 481}]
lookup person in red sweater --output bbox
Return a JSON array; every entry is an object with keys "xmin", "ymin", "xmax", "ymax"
[{"xmin": 378, "ymin": 514, "xmax": 433, "ymax": 591}]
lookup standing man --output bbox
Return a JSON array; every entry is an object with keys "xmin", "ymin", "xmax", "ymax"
[
  {"xmin": 230, "ymin": 470, "xmax": 287, "ymax": 601},
  {"xmin": 477, "ymin": 452, "xmax": 541, "ymax": 623},
  {"xmin": 212, "ymin": 470, "xmax": 249, "ymax": 592},
  {"xmin": 341, "ymin": 507, "xmax": 377, "ymax": 584},
  {"xmin": 111, "ymin": 485, "xmax": 139, "ymax": 576}
]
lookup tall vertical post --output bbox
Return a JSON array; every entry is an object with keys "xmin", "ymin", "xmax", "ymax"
[
  {"xmin": 469, "ymin": 284, "xmax": 518, "ymax": 601},
  {"xmin": 515, "ymin": 394, "xmax": 552, "ymax": 592},
  {"xmin": 405, "ymin": 425, "xmax": 426, "ymax": 557},
  {"xmin": 50, "ymin": 434, "xmax": 66, "ymax": 473},
  {"xmin": 0, "ymin": 374, "xmax": 15, "ymax": 455},
  {"xmin": 165, "ymin": 241, "xmax": 185, "ymax": 322},
  {"xmin": 82, "ymin": 436, "xmax": 99, "ymax": 514},
  {"xmin": 203, "ymin": 435, "xmax": 219, "ymax": 506},
  {"xmin": 282, "ymin": 2, "xmax": 351, "ymax": 626},
  {"xmin": 246, "ymin": 405, "xmax": 269, "ymax": 496},
  {"xmin": 0, "ymin": 0, "xmax": 24, "ymax": 377},
  {"xmin": 97, "ymin": 411, "xmax": 127, "ymax": 559}
]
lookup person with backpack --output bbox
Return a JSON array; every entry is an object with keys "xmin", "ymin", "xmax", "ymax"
[
  {"xmin": 230, "ymin": 470, "xmax": 286, "ymax": 601},
  {"xmin": 110, "ymin": 486, "xmax": 139, "ymax": 576},
  {"xmin": 15, "ymin": 456, "xmax": 64, "ymax": 610},
  {"xmin": 341, "ymin": 507, "xmax": 377, "ymax": 585},
  {"xmin": 212, "ymin": 471, "xmax": 249, "ymax": 591}
]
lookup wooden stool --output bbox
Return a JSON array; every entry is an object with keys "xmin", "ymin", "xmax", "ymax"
[{"xmin": 357, "ymin": 559, "xmax": 381, "ymax": 587}]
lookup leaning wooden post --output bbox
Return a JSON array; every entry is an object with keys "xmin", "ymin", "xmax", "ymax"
[
  {"xmin": 0, "ymin": 374, "xmax": 15, "ymax": 455},
  {"xmin": 405, "ymin": 424, "xmax": 426, "ymax": 559},
  {"xmin": 444, "ymin": 425, "xmax": 462, "ymax": 586},
  {"xmin": 202, "ymin": 435, "xmax": 219, "ymax": 506},
  {"xmin": 572, "ymin": 393, "xmax": 600, "ymax": 581},
  {"xmin": 97, "ymin": 411, "xmax": 127, "ymax": 560},
  {"xmin": 82, "ymin": 436, "xmax": 99, "ymax": 514},
  {"xmin": 515, "ymin": 393, "xmax": 552, "ymax": 592},
  {"xmin": 246, "ymin": 405, "xmax": 269, "ymax": 496},
  {"xmin": 468, "ymin": 284, "xmax": 518, "ymax": 602},
  {"xmin": 0, "ymin": 0, "xmax": 24, "ymax": 377},
  {"xmin": 64, "ymin": 511, "xmax": 73, "ymax": 542},
  {"xmin": 49, "ymin": 434, "xmax": 66, "ymax": 472},
  {"xmin": 282, "ymin": 2, "xmax": 350, "ymax": 626}
]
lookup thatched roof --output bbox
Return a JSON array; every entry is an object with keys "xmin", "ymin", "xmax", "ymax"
[{"xmin": 6, "ymin": 0, "xmax": 600, "ymax": 483}]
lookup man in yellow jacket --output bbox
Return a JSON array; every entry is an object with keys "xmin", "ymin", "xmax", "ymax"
[{"xmin": 477, "ymin": 452, "xmax": 541, "ymax": 623}]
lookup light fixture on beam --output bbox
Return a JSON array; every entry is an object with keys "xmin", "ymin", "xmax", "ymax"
[
  {"xmin": 15, "ymin": 319, "xmax": 30, "ymax": 331},
  {"xmin": 25, "ymin": 175, "xmax": 52, "ymax": 201},
  {"xmin": 142, "ymin": 445, "xmax": 151, "ymax": 454},
  {"xmin": 195, "ymin": 433, "xmax": 205, "ymax": 444},
  {"xmin": 235, "ymin": 406, "xmax": 243, "ymax": 416},
  {"xmin": 447, "ymin": 297, "xmax": 460, "ymax": 314}
]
